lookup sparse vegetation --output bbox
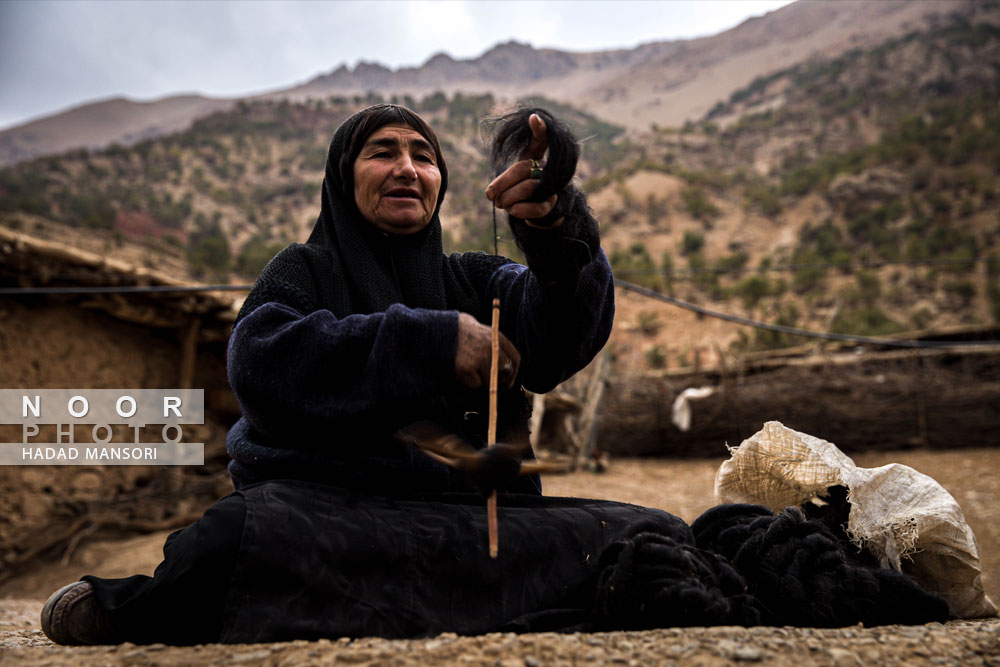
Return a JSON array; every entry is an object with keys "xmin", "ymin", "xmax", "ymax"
[
  {"xmin": 636, "ymin": 311, "xmax": 660, "ymax": 335},
  {"xmin": 236, "ymin": 234, "xmax": 286, "ymax": 277},
  {"xmin": 1, "ymin": 14, "xmax": 998, "ymax": 358},
  {"xmin": 187, "ymin": 215, "xmax": 230, "ymax": 279},
  {"xmin": 610, "ymin": 242, "xmax": 660, "ymax": 290},
  {"xmin": 680, "ymin": 186, "xmax": 720, "ymax": 223},
  {"xmin": 681, "ymin": 231, "xmax": 704, "ymax": 256},
  {"xmin": 733, "ymin": 275, "xmax": 771, "ymax": 310},
  {"xmin": 644, "ymin": 345, "xmax": 667, "ymax": 370}
]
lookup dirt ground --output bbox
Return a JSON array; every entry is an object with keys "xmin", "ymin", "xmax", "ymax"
[{"xmin": 1, "ymin": 449, "xmax": 999, "ymax": 665}]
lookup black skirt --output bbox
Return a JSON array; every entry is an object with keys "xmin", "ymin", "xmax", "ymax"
[
  {"xmin": 83, "ymin": 479, "xmax": 949, "ymax": 644},
  {"xmin": 220, "ymin": 480, "xmax": 694, "ymax": 642}
]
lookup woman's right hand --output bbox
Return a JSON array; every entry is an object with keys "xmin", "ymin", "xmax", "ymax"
[{"xmin": 455, "ymin": 312, "xmax": 520, "ymax": 389}]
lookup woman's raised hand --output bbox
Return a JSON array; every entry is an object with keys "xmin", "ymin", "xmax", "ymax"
[
  {"xmin": 485, "ymin": 113, "xmax": 558, "ymax": 221},
  {"xmin": 454, "ymin": 312, "xmax": 520, "ymax": 389}
]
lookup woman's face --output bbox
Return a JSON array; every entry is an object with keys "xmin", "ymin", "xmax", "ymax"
[{"xmin": 353, "ymin": 124, "xmax": 442, "ymax": 235}]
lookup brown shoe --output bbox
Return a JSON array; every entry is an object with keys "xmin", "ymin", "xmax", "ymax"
[{"xmin": 40, "ymin": 581, "xmax": 120, "ymax": 645}]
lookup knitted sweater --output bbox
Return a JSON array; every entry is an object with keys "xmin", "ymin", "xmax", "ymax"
[{"xmin": 225, "ymin": 246, "xmax": 614, "ymax": 494}]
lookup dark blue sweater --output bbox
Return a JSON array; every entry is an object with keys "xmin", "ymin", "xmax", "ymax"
[{"xmin": 225, "ymin": 249, "xmax": 614, "ymax": 493}]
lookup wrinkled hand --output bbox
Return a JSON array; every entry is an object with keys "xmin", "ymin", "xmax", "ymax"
[
  {"xmin": 455, "ymin": 312, "xmax": 520, "ymax": 389},
  {"xmin": 485, "ymin": 113, "xmax": 560, "ymax": 223}
]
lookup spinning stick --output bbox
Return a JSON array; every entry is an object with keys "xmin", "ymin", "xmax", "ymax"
[{"xmin": 487, "ymin": 297, "xmax": 500, "ymax": 558}]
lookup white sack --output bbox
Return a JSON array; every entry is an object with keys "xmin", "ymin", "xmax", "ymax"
[{"xmin": 714, "ymin": 420, "xmax": 997, "ymax": 619}]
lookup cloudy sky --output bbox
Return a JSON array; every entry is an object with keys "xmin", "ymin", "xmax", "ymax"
[{"xmin": 0, "ymin": 0, "xmax": 794, "ymax": 130}]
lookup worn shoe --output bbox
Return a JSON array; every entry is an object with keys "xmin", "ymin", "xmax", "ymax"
[{"xmin": 40, "ymin": 581, "xmax": 120, "ymax": 645}]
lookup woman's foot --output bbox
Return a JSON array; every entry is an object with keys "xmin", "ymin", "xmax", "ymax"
[{"xmin": 40, "ymin": 581, "xmax": 121, "ymax": 645}]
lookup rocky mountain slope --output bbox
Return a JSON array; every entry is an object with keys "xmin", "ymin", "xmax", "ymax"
[
  {"xmin": 0, "ymin": 0, "xmax": 961, "ymax": 166},
  {"xmin": 1, "ymin": 2, "xmax": 998, "ymax": 374}
]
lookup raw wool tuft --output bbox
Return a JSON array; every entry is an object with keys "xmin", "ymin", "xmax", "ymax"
[
  {"xmin": 593, "ymin": 531, "xmax": 760, "ymax": 629},
  {"xmin": 691, "ymin": 503, "xmax": 949, "ymax": 627},
  {"xmin": 714, "ymin": 421, "xmax": 997, "ymax": 619}
]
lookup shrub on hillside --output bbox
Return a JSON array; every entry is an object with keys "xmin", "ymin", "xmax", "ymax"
[
  {"xmin": 187, "ymin": 217, "xmax": 230, "ymax": 279},
  {"xmin": 644, "ymin": 345, "xmax": 667, "ymax": 370},
  {"xmin": 681, "ymin": 186, "xmax": 720, "ymax": 223},
  {"xmin": 660, "ymin": 252, "xmax": 675, "ymax": 294},
  {"xmin": 734, "ymin": 275, "xmax": 771, "ymax": 310},
  {"xmin": 681, "ymin": 230, "xmax": 704, "ymax": 255},
  {"xmin": 610, "ymin": 242, "xmax": 660, "ymax": 290},
  {"xmin": 236, "ymin": 235, "xmax": 285, "ymax": 277},
  {"xmin": 744, "ymin": 181, "xmax": 782, "ymax": 216},
  {"xmin": 686, "ymin": 251, "xmax": 722, "ymax": 299},
  {"xmin": 714, "ymin": 252, "xmax": 749, "ymax": 276},
  {"xmin": 831, "ymin": 306, "xmax": 903, "ymax": 337},
  {"xmin": 60, "ymin": 190, "xmax": 116, "ymax": 230},
  {"xmin": 790, "ymin": 248, "xmax": 826, "ymax": 294},
  {"xmin": 752, "ymin": 302, "xmax": 801, "ymax": 350},
  {"xmin": 798, "ymin": 219, "xmax": 851, "ymax": 268},
  {"xmin": 646, "ymin": 194, "xmax": 668, "ymax": 227},
  {"xmin": 636, "ymin": 311, "xmax": 660, "ymax": 335}
]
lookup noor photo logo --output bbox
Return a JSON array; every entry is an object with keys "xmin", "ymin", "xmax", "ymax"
[{"xmin": 0, "ymin": 389, "xmax": 205, "ymax": 465}]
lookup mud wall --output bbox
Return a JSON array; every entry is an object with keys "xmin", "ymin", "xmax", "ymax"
[{"xmin": 0, "ymin": 297, "xmax": 235, "ymax": 584}]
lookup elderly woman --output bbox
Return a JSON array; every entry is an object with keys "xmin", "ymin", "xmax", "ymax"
[
  {"xmin": 40, "ymin": 104, "xmax": 680, "ymax": 645},
  {"xmin": 223, "ymin": 103, "xmax": 611, "ymax": 493},
  {"xmin": 41, "ymin": 105, "xmax": 948, "ymax": 646}
]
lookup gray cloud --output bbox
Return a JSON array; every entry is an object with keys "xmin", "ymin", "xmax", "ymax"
[{"xmin": 0, "ymin": 0, "xmax": 793, "ymax": 130}]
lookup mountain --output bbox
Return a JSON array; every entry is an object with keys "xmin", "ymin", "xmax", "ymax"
[
  {"xmin": 288, "ymin": 0, "xmax": 953, "ymax": 130},
  {"xmin": 0, "ymin": 95, "xmax": 233, "ymax": 167},
  {"xmin": 0, "ymin": 0, "xmax": 960, "ymax": 166},
  {"xmin": 2, "ymin": 1, "xmax": 998, "ymax": 372}
]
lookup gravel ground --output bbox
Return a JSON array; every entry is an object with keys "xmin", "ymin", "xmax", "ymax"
[{"xmin": 2, "ymin": 450, "xmax": 998, "ymax": 665}]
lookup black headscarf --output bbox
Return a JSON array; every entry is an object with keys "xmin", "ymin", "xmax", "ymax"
[
  {"xmin": 238, "ymin": 104, "xmax": 490, "ymax": 324},
  {"xmin": 303, "ymin": 104, "xmax": 455, "ymax": 315},
  {"xmin": 232, "ymin": 102, "xmax": 524, "ymax": 442}
]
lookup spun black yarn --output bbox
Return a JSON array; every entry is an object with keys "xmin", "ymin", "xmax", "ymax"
[
  {"xmin": 486, "ymin": 108, "xmax": 600, "ymax": 292},
  {"xmin": 592, "ymin": 531, "xmax": 760, "ymax": 630},
  {"xmin": 489, "ymin": 107, "xmax": 579, "ymax": 202},
  {"xmin": 691, "ymin": 504, "xmax": 950, "ymax": 627}
]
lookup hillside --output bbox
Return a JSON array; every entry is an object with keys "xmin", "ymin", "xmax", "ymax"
[
  {"xmin": 0, "ymin": 0, "xmax": 960, "ymax": 165},
  {"xmin": 0, "ymin": 92, "xmax": 623, "ymax": 277},
  {"xmin": 1, "ymin": 5, "xmax": 999, "ymax": 375},
  {"xmin": 597, "ymin": 10, "xmax": 1000, "ymax": 369}
]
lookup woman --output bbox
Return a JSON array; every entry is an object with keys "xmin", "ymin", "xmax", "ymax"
[
  {"xmin": 41, "ymin": 105, "xmax": 947, "ymax": 645},
  {"xmin": 40, "ymin": 104, "xmax": 686, "ymax": 645},
  {"xmin": 223, "ymin": 103, "xmax": 614, "ymax": 495}
]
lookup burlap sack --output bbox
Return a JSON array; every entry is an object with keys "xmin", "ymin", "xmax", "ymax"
[{"xmin": 714, "ymin": 421, "xmax": 997, "ymax": 619}]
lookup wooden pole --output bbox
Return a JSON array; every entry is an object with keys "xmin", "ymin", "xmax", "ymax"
[
  {"xmin": 575, "ymin": 349, "xmax": 609, "ymax": 470},
  {"xmin": 528, "ymin": 391, "xmax": 546, "ymax": 449},
  {"xmin": 179, "ymin": 317, "xmax": 200, "ymax": 389},
  {"xmin": 487, "ymin": 297, "xmax": 500, "ymax": 559}
]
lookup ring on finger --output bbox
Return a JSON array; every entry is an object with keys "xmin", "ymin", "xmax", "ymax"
[{"xmin": 528, "ymin": 159, "xmax": 543, "ymax": 180}]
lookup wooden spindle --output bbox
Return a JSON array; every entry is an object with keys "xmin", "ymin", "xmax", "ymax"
[{"xmin": 488, "ymin": 297, "xmax": 500, "ymax": 558}]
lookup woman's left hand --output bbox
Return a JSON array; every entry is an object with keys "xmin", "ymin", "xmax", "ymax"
[{"xmin": 485, "ymin": 113, "xmax": 559, "ymax": 221}]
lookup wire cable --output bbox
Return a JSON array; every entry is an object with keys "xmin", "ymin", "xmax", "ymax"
[
  {"xmin": 613, "ymin": 255, "xmax": 996, "ymax": 279},
  {"xmin": 3, "ymin": 279, "xmax": 996, "ymax": 349},
  {"xmin": 614, "ymin": 278, "xmax": 1000, "ymax": 349}
]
